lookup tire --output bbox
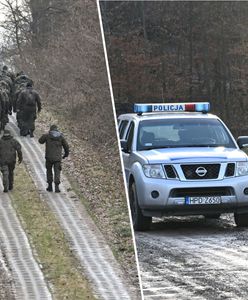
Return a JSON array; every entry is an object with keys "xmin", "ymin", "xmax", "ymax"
[
  {"xmin": 234, "ymin": 212, "xmax": 248, "ymax": 227},
  {"xmin": 204, "ymin": 213, "xmax": 221, "ymax": 219},
  {"xmin": 129, "ymin": 182, "xmax": 152, "ymax": 231}
]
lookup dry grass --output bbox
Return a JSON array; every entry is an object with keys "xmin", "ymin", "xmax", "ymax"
[{"xmin": 34, "ymin": 108, "xmax": 139, "ymax": 287}]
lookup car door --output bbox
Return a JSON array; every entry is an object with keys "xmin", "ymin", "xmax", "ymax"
[{"xmin": 122, "ymin": 121, "xmax": 135, "ymax": 183}]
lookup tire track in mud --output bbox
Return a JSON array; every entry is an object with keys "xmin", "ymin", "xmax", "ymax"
[
  {"xmin": 8, "ymin": 117, "xmax": 133, "ymax": 300},
  {"xmin": 0, "ymin": 191, "xmax": 52, "ymax": 299},
  {"xmin": 136, "ymin": 219, "xmax": 248, "ymax": 300}
]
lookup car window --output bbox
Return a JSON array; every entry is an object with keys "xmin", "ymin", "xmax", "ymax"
[
  {"xmin": 126, "ymin": 121, "xmax": 135, "ymax": 152},
  {"xmin": 119, "ymin": 120, "xmax": 129, "ymax": 139},
  {"xmin": 137, "ymin": 118, "xmax": 236, "ymax": 150}
]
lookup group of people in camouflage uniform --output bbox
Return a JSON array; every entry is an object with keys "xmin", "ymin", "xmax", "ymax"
[
  {"xmin": 0, "ymin": 65, "xmax": 69, "ymax": 193},
  {"xmin": 0, "ymin": 66, "xmax": 41, "ymax": 136}
]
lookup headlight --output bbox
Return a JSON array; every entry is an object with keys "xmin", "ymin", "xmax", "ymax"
[
  {"xmin": 143, "ymin": 164, "xmax": 165, "ymax": 179},
  {"xmin": 236, "ymin": 162, "xmax": 248, "ymax": 176}
]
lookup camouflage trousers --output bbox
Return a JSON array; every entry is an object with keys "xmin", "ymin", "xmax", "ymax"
[
  {"xmin": 19, "ymin": 110, "xmax": 36, "ymax": 136},
  {"xmin": 46, "ymin": 160, "xmax": 62, "ymax": 184},
  {"xmin": 0, "ymin": 163, "xmax": 15, "ymax": 190}
]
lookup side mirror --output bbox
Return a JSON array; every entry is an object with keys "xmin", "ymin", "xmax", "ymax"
[
  {"xmin": 237, "ymin": 136, "xmax": 248, "ymax": 149},
  {"xmin": 121, "ymin": 140, "xmax": 129, "ymax": 152}
]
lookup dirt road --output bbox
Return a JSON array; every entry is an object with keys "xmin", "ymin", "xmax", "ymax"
[
  {"xmin": 136, "ymin": 215, "xmax": 248, "ymax": 300},
  {"xmin": 0, "ymin": 248, "xmax": 14, "ymax": 300},
  {"xmin": 0, "ymin": 183, "xmax": 52, "ymax": 299}
]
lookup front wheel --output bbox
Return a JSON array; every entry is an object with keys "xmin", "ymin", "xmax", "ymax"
[
  {"xmin": 129, "ymin": 182, "xmax": 152, "ymax": 231},
  {"xmin": 234, "ymin": 212, "xmax": 248, "ymax": 227}
]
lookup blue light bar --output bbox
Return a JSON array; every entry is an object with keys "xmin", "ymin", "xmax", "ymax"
[
  {"xmin": 194, "ymin": 103, "xmax": 210, "ymax": 112},
  {"xmin": 134, "ymin": 102, "xmax": 210, "ymax": 114}
]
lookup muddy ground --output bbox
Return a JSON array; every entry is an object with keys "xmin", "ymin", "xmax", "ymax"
[
  {"xmin": 0, "ymin": 249, "xmax": 14, "ymax": 300},
  {"xmin": 136, "ymin": 214, "xmax": 248, "ymax": 300}
]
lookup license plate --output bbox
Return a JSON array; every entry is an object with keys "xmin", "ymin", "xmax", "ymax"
[{"xmin": 185, "ymin": 196, "xmax": 222, "ymax": 205}]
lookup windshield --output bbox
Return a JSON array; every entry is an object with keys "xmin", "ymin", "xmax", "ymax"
[{"xmin": 137, "ymin": 118, "xmax": 236, "ymax": 151}]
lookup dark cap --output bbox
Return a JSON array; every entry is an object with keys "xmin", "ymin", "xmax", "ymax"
[
  {"xmin": 50, "ymin": 125, "xmax": 58, "ymax": 131},
  {"xmin": 3, "ymin": 130, "xmax": 11, "ymax": 136}
]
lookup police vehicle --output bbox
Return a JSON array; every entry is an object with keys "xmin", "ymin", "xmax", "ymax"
[{"xmin": 118, "ymin": 102, "xmax": 248, "ymax": 231}]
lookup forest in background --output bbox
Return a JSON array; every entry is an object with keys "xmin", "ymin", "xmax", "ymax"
[
  {"xmin": 0, "ymin": 0, "xmax": 138, "ymax": 283},
  {"xmin": 1, "ymin": 0, "xmax": 117, "ymax": 153},
  {"xmin": 101, "ymin": 1, "xmax": 248, "ymax": 137}
]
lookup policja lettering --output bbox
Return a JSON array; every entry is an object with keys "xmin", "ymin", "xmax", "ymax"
[{"xmin": 153, "ymin": 104, "xmax": 184, "ymax": 112}]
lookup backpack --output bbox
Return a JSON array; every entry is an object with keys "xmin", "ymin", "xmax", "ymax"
[{"xmin": 25, "ymin": 91, "xmax": 36, "ymax": 107}]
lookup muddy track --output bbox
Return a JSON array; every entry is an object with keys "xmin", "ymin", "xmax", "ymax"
[
  {"xmin": 136, "ymin": 216, "xmax": 248, "ymax": 300},
  {"xmin": 0, "ymin": 187, "xmax": 52, "ymax": 299},
  {"xmin": 9, "ymin": 116, "xmax": 134, "ymax": 300},
  {"xmin": 0, "ymin": 246, "xmax": 15, "ymax": 300}
]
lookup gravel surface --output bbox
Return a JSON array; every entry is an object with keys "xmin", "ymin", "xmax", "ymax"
[
  {"xmin": 136, "ymin": 214, "xmax": 248, "ymax": 300},
  {"xmin": 0, "ymin": 247, "xmax": 15, "ymax": 300}
]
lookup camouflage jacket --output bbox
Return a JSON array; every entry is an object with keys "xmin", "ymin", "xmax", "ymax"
[
  {"xmin": 39, "ymin": 130, "xmax": 69, "ymax": 162},
  {"xmin": 0, "ymin": 135, "xmax": 22, "ymax": 165}
]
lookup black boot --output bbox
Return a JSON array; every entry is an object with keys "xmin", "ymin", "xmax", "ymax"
[
  {"xmin": 9, "ymin": 184, "xmax": 13, "ymax": 191},
  {"xmin": 30, "ymin": 131, "xmax": 34, "ymax": 138},
  {"xmin": 3, "ymin": 188, "xmax": 8, "ymax": 193},
  {"xmin": 55, "ymin": 184, "xmax": 60, "ymax": 193},
  {"xmin": 46, "ymin": 183, "xmax": 53, "ymax": 192}
]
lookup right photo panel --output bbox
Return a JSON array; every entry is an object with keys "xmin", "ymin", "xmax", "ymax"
[{"xmin": 100, "ymin": 1, "xmax": 248, "ymax": 299}]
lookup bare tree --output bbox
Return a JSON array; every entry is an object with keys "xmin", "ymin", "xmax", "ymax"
[{"xmin": 0, "ymin": 0, "xmax": 31, "ymax": 58}]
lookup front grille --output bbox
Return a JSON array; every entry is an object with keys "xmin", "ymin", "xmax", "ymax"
[
  {"xmin": 164, "ymin": 165, "xmax": 177, "ymax": 178},
  {"xmin": 225, "ymin": 163, "xmax": 235, "ymax": 177},
  {"xmin": 170, "ymin": 187, "xmax": 234, "ymax": 198},
  {"xmin": 181, "ymin": 164, "xmax": 220, "ymax": 179}
]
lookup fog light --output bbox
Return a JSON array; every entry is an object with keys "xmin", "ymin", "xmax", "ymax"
[
  {"xmin": 244, "ymin": 188, "xmax": 248, "ymax": 195},
  {"xmin": 151, "ymin": 191, "xmax": 159, "ymax": 199}
]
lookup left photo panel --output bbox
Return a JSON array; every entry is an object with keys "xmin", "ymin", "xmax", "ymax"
[{"xmin": 0, "ymin": 0, "xmax": 142, "ymax": 299}]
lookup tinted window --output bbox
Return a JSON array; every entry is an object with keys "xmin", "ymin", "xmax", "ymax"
[
  {"xmin": 137, "ymin": 118, "xmax": 235, "ymax": 150},
  {"xmin": 119, "ymin": 120, "xmax": 129, "ymax": 139},
  {"xmin": 126, "ymin": 122, "xmax": 135, "ymax": 152}
]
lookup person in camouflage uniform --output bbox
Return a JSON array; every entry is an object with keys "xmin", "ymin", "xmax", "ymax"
[
  {"xmin": 2, "ymin": 66, "xmax": 15, "ymax": 82},
  {"xmin": 0, "ymin": 67, "xmax": 14, "ymax": 107},
  {"xmin": 13, "ymin": 82, "xmax": 27, "ymax": 129},
  {"xmin": 39, "ymin": 125, "xmax": 69, "ymax": 193},
  {"xmin": 17, "ymin": 81, "xmax": 41, "ymax": 137},
  {"xmin": 0, "ymin": 130, "xmax": 22, "ymax": 192},
  {"xmin": 0, "ymin": 81, "xmax": 11, "ymax": 131},
  {"xmin": 14, "ymin": 72, "xmax": 31, "ymax": 86}
]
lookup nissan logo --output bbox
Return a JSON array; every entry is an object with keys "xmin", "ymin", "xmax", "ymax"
[{"xmin": 195, "ymin": 166, "xmax": 207, "ymax": 177}]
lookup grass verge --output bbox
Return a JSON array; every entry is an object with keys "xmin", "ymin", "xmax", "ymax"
[
  {"xmin": 35, "ymin": 109, "xmax": 138, "ymax": 282},
  {"xmin": 10, "ymin": 162, "xmax": 96, "ymax": 300}
]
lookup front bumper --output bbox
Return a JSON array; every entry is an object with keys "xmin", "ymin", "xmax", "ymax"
[
  {"xmin": 142, "ymin": 204, "xmax": 248, "ymax": 217},
  {"xmin": 134, "ymin": 171, "xmax": 248, "ymax": 216}
]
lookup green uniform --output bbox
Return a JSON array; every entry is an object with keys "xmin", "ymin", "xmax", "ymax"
[
  {"xmin": 39, "ymin": 129, "xmax": 69, "ymax": 185},
  {"xmin": 0, "ymin": 88, "xmax": 10, "ymax": 131},
  {"xmin": 0, "ymin": 132, "xmax": 22, "ymax": 191},
  {"xmin": 17, "ymin": 86, "xmax": 41, "ymax": 136}
]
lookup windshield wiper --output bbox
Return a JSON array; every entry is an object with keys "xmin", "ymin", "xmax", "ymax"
[
  {"xmin": 180, "ymin": 144, "xmax": 218, "ymax": 148},
  {"xmin": 141, "ymin": 144, "xmax": 224, "ymax": 151},
  {"xmin": 141, "ymin": 146, "xmax": 172, "ymax": 150}
]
